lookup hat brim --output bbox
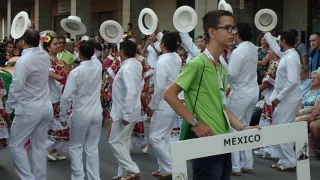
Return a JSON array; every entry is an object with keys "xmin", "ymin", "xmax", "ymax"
[
  {"xmin": 218, "ymin": 1, "xmax": 233, "ymax": 14},
  {"xmin": 138, "ymin": 8, "xmax": 158, "ymax": 35},
  {"xmin": 173, "ymin": 6, "xmax": 198, "ymax": 33},
  {"xmin": 11, "ymin": 11, "xmax": 29, "ymax": 39},
  {"xmin": 99, "ymin": 20, "xmax": 124, "ymax": 43},
  {"xmin": 255, "ymin": 9, "xmax": 278, "ymax": 32},
  {"xmin": 40, "ymin": 30, "xmax": 57, "ymax": 37},
  {"xmin": 61, "ymin": 19, "xmax": 87, "ymax": 35}
]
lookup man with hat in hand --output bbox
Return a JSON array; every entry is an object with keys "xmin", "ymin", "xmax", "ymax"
[{"xmin": 7, "ymin": 29, "xmax": 53, "ymax": 180}]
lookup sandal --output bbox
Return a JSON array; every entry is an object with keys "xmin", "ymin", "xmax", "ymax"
[
  {"xmin": 276, "ymin": 166, "xmax": 296, "ymax": 172},
  {"xmin": 152, "ymin": 170, "xmax": 161, "ymax": 177},
  {"xmin": 159, "ymin": 173, "xmax": 172, "ymax": 180},
  {"xmin": 271, "ymin": 164, "xmax": 280, "ymax": 169},
  {"xmin": 122, "ymin": 173, "xmax": 141, "ymax": 180},
  {"xmin": 241, "ymin": 169, "xmax": 254, "ymax": 174},
  {"xmin": 112, "ymin": 176, "xmax": 122, "ymax": 180}
]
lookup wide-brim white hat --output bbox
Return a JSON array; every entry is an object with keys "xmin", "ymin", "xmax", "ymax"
[
  {"xmin": 40, "ymin": 30, "xmax": 57, "ymax": 37},
  {"xmin": 61, "ymin": 16, "xmax": 87, "ymax": 35},
  {"xmin": 138, "ymin": 8, "xmax": 158, "ymax": 35},
  {"xmin": 99, "ymin": 20, "xmax": 124, "ymax": 43},
  {"xmin": 11, "ymin": 11, "xmax": 30, "ymax": 39},
  {"xmin": 173, "ymin": 6, "xmax": 197, "ymax": 33},
  {"xmin": 218, "ymin": 0, "xmax": 233, "ymax": 14},
  {"xmin": 255, "ymin": 9, "xmax": 278, "ymax": 32}
]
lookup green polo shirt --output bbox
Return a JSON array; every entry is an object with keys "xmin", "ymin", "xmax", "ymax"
[
  {"xmin": 174, "ymin": 53, "xmax": 230, "ymax": 140},
  {"xmin": 58, "ymin": 49, "xmax": 74, "ymax": 68}
]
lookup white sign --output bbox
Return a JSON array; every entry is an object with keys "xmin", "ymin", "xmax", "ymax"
[
  {"xmin": 240, "ymin": 0, "xmax": 245, "ymax": 9},
  {"xmin": 58, "ymin": 1, "xmax": 71, "ymax": 14},
  {"xmin": 171, "ymin": 122, "xmax": 310, "ymax": 180}
]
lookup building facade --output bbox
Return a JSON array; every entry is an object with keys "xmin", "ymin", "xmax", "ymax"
[{"xmin": 0, "ymin": 0, "xmax": 317, "ymax": 45}]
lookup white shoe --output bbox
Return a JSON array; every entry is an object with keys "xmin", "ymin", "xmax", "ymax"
[
  {"xmin": 54, "ymin": 152, "xmax": 67, "ymax": 160},
  {"xmin": 141, "ymin": 145, "xmax": 148, "ymax": 154},
  {"xmin": 47, "ymin": 152, "xmax": 57, "ymax": 161},
  {"xmin": 254, "ymin": 149, "xmax": 267, "ymax": 158}
]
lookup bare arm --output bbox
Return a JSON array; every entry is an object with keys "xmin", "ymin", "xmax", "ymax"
[{"xmin": 225, "ymin": 107, "xmax": 245, "ymax": 131}]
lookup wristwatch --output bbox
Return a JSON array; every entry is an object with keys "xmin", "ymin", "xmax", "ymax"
[{"xmin": 190, "ymin": 118, "xmax": 199, "ymax": 127}]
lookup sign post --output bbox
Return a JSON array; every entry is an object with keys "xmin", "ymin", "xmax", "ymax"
[{"xmin": 171, "ymin": 122, "xmax": 310, "ymax": 180}]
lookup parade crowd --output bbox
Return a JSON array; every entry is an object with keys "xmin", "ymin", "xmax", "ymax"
[{"xmin": 0, "ymin": 7, "xmax": 319, "ymax": 180}]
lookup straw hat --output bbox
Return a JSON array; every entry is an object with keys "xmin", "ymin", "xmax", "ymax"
[
  {"xmin": 11, "ymin": 11, "xmax": 30, "ymax": 39},
  {"xmin": 99, "ymin": 20, "xmax": 124, "ymax": 43},
  {"xmin": 254, "ymin": 9, "xmax": 278, "ymax": 32},
  {"xmin": 61, "ymin": 16, "xmax": 87, "ymax": 35},
  {"xmin": 138, "ymin": 8, "xmax": 158, "ymax": 35},
  {"xmin": 173, "ymin": 6, "xmax": 198, "ymax": 33}
]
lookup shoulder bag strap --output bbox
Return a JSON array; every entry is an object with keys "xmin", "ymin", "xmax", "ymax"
[{"xmin": 192, "ymin": 57, "xmax": 205, "ymax": 114}]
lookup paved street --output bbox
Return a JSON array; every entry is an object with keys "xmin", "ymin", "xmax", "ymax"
[{"xmin": 1, "ymin": 122, "xmax": 320, "ymax": 180}]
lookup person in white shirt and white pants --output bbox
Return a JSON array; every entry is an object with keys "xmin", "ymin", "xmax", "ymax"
[
  {"xmin": 60, "ymin": 41, "xmax": 103, "ymax": 180},
  {"xmin": 109, "ymin": 40, "xmax": 142, "ymax": 180},
  {"xmin": 264, "ymin": 31, "xmax": 302, "ymax": 171},
  {"xmin": 147, "ymin": 32, "xmax": 182, "ymax": 179},
  {"xmin": 7, "ymin": 29, "xmax": 53, "ymax": 180},
  {"xmin": 227, "ymin": 24, "xmax": 259, "ymax": 175}
]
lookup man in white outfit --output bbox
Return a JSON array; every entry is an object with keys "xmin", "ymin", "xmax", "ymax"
[
  {"xmin": 147, "ymin": 32, "xmax": 182, "ymax": 179},
  {"xmin": 264, "ymin": 31, "xmax": 302, "ymax": 171},
  {"xmin": 109, "ymin": 40, "xmax": 142, "ymax": 180},
  {"xmin": 7, "ymin": 29, "xmax": 53, "ymax": 180},
  {"xmin": 227, "ymin": 23, "xmax": 259, "ymax": 175},
  {"xmin": 60, "ymin": 41, "xmax": 103, "ymax": 180}
]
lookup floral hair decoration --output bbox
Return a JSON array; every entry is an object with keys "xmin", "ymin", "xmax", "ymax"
[
  {"xmin": 122, "ymin": 32, "xmax": 133, "ymax": 41},
  {"xmin": 40, "ymin": 32, "xmax": 55, "ymax": 45}
]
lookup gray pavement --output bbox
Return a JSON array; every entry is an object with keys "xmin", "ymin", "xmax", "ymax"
[{"xmin": 1, "ymin": 123, "xmax": 320, "ymax": 180}]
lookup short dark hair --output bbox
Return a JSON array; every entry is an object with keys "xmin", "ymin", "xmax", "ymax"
[
  {"xmin": 94, "ymin": 43, "xmax": 102, "ymax": 51},
  {"xmin": 79, "ymin": 41, "xmax": 95, "ymax": 60},
  {"xmin": 161, "ymin": 32, "xmax": 181, "ymax": 52},
  {"xmin": 280, "ymin": 31, "xmax": 296, "ymax": 47},
  {"xmin": 65, "ymin": 33, "xmax": 70, "ymax": 38},
  {"xmin": 203, "ymin": 10, "xmax": 233, "ymax": 42},
  {"xmin": 22, "ymin": 29, "xmax": 40, "ymax": 47},
  {"xmin": 57, "ymin": 36, "xmax": 66, "ymax": 41},
  {"xmin": 288, "ymin": 29, "xmax": 298, "ymax": 38},
  {"xmin": 311, "ymin": 32, "xmax": 320, "ymax": 38},
  {"xmin": 236, "ymin": 23, "xmax": 252, "ymax": 41},
  {"xmin": 6, "ymin": 41, "xmax": 15, "ymax": 47},
  {"xmin": 120, "ymin": 40, "xmax": 136, "ymax": 58},
  {"xmin": 196, "ymin": 35, "xmax": 203, "ymax": 40},
  {"xmin": 176, "ymin": 46, "xmax": 186, "ymax": 52},
  {"xmin": 128, "ymin": 23, "xmax": 133, "ymax": 28}
]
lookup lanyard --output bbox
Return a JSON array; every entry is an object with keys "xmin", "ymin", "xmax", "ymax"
[
  {"xmin": 203, "ymin": 48, "xmax": 231, "ymax": 130},
  {"xmin": 57, "ymin": 50, "xmax": 65, "ymax": 60}
]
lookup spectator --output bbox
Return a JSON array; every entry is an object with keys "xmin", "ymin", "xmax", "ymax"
[
  {"xmin": 309, "ymin": 32, "xmax": 320, "ymax": 72},
  {"xmin": 289, "ymin": 29, "xmax": 308, "ymax": 65},
  {"xmin": 257, "ymin": 34, "xmax": 270, "ymax": 85},
  {"xmin": 57, "ymin": 36, "xmax": 74, "ymax": 68},
  {"xmin": 300, "ymin": 65, "xmax": 312, "ymax": 97}
]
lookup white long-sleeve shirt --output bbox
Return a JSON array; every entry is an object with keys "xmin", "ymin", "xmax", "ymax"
[
  {"xmin": 270, "ymin": 48, "xmax": 302, "ymax": 102},
  {"xmin": 60, "ymin": 56, "xmax": 103, "ymax": 121},
  {"xmin": 6, "ymin": 47, "xmax": 52, "ymax": 115},
  {"xmin": 149, "ymin": 53, "xmax": 182, "ymax": 110},
  {"xmin": 179, "ymin": 32, "xmax": 228, "ymax": 67},
  {"xmin": 228, "ymin": 41, "xmax": 259, "ymax": 98},
  {"xmin": 110, "ymin": 58, "xmax": 142, "ymax": 121},
  {"xmin": 147, "ymin": 32, "xmax": 163, "ymax": 68},
  {"xmin": 264, "ymin": 33, "xmax": 302, "ymax": 102}
]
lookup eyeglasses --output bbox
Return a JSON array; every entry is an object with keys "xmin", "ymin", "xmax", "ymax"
[{"xmin": 214, "ymin": 25, "xmax": 237, "ymax": 33}]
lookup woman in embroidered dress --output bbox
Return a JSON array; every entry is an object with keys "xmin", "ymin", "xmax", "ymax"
[
  {"xmin": 131, "ymin": 52, "xmax": 153, "ymax": 153},
  {"xmin": 257, "ymin": 34, "xmax": 269, "ymax": 85},
  {"xmin": 0, "ymin": 77, "xmax": 8, "ymax": 160},
  {"xmin": 254, "ymin": 50, "xmax": 280, "ymax": 158},
  {"xmin": 41, "ymin": 33, "xmax": 71, "ymax": 161}
]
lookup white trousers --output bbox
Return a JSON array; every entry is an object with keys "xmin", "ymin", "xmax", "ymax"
[
  {"xmin": 273, "ymin": 99, "xmax": 301, "ymax": 167},
  {"xmin": 227, "ymin": 95, "xmax": 258, "ymax": 172},
  {"xmin": 149, "ymin": 108, "xmax": 177, "ymax": 174},
  {"xmin": 69, "ymin": 113, "xmax": 102, "ymax": 180},
  {"xmin": 9, "ymin": 108, "xmax": 53, "ymax": 180},
  {"xmin": 109, "ymin": 120, "xmax": 140, "ymax": 177}
]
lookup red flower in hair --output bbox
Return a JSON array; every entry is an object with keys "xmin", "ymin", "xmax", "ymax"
[
  {"xmin": 111, "ymin": 65, "xmax": 117, "ymax": 71},
  {"xmin": 56, "ymin": 130, "xmax": 62, "ymax": 136},
  {"xmin": 143, "ymin": 66, "xmax": 148, "ymax": 72},
  {"xmin": 115, "ymin": 60, "xmax": 120, "ymax": 66}
]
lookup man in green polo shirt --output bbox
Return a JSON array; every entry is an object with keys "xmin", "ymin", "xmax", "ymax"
[
  {"xmin": 165, "ymin": 10, "xmax": 260, "ymax": 180},
  {"xmin": 57, "ymin": 36, "xmax": 74, "ymax": 68}
]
